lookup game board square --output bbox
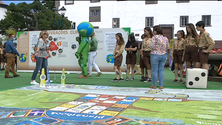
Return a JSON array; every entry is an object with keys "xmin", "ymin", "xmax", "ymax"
[
  {"xmin": 139, "ymin": 97, "xmax": 153, "ymax": 101},
  {"xmin": 99, "ymin": 95, "xmax": 113, "ymax": 98},
  {"xmin": 66, "ymin": 108, "xmax": 84, "ymax": 113},
  {"xmin": 117, "ymin": 120, "xmax": 143, "ymax": 125},
  {"xmin": 153, "ymin": 98, "xmax": 168, "ymax": 101},
  {"xmin": 102, "ymin": 101, "xmax": 117, "ymax": 103},
  {"xmin": 68, "ymin": 101, "xmax": 84, "ymax": 105},
  {"xmin": 112, "ymin": 96, "xmax": 126, "ymax": 99},
  {"xmin": 85, "ymin": 94, "xmax": 100, "ymax": 97},
  {"xmin": 8, "ymin": 110, "xmax": 30, "ymax": 118},
  {"xmin": 112, "ymin": 104, "xmax": 129, "ymax": 108},
  {"xmin": 117, "ymin": 101, "xmax": 133, "ymax": 105},
  {"xmin": 89, "ymin": 106, "xmax": 107, "ymax": 110},
  {"xmin": 106, "ymin": 107, "xmax": 125, "ymax": 112},
  {"xmin": 81, "ymin": 102, "xmax": 97, "ymax": 106},
  {"xmin": 168, "ymin": 98, "xmax": 183, "ymax": 102},
  {"xmin": 81, "ymin": 96, "xmax": 97, "ymax": 100},
  {"xmin": 99, "ymin": 110, "xmax": 119, "ymax": 116},
  {"xmin": 82, "ymin": 109, "xmax": 101, "ymax": 114},
  {"xmin": 125, "ymin": 97, "xmax": 140, "ymax": 100},
  {"xmin": 96, "ymin": 103, "xmax": 114, "ymax": 107},
  {"xmin": 28, "ymin": 110, "xmax": 45, "ymax": 117},
  {"xmin": 75, "ymin": 98, "xmax": 89, "ymax": 102},
  {"xmin": 50, "ymin": 107, "xmax": 68, "ymax": 111},
  {"xmin": 89, "ymin": 100, "xmax": 104, "ymax": 103}
]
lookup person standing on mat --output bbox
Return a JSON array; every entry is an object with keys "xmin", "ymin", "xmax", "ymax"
[
  {"xmin": 113, "ymin": 33, "xmax": 125, "ymax": 81},
  {"xmin": 87, "ymin": 32, "xmax": 102, "ymax": 77}
]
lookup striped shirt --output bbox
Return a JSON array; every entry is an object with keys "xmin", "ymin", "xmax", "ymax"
[{"xmin": 150, "ymin": 35, "xmax": 169, "ymax": 55}]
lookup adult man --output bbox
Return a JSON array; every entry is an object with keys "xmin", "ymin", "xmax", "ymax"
[
  {"xmin": 5, "ymin": 34, "xmax": 20, "ymax": 78},
  {"xmin": 88, "ymin": 32, "xmax": 102, "ymax": 77},
  {"xmin": 195, "ymin": 21, "xmax": 215, "ymax": 71}
]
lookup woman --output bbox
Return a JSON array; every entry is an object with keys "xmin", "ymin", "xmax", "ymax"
[
  {"xmin": 141, "ymin": 27, "xmax": 153, "ymax": 83},
  {"xmin": 171, "ymin": 30, "xmax": 186, "ymax": 83},
  {"xmin": 184, "ymin": 23, "xmax": 199, "ymax": 69},
  {"xmin": 150, "ymin": 25, "xmax": 169, "ymax": 89},
  {"xmin": 139, "ymin": 34, "xmax": 148, "ymax": 81},
  {"xmin": 113, "ymin": 33, "xmax": 125, "ymax": 81},
  {"xmin": 30, "ymin": 31, "xmax": 50, "ymax": 84},
  {"xmin": 125, "ymin": 33, "xmax": 138, "ymax": 81}
]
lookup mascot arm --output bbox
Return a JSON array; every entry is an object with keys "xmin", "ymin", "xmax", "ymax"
[{"xmin": 75, "ymin": 37, "xmax": 89, "ymax": 58}]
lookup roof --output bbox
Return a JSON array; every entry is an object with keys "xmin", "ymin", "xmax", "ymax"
[
  {"xmin": 0, "ymin": 1, "xmax": 7, "ymax": 5},
  {"xmin": 0, "ymin": 1, "xmax": 8, "ymax": 9}
]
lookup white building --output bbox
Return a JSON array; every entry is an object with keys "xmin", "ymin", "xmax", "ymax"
[
  {"xmin": 56, "ymin": 1, "xmax": 222, "ymax": 43},
  {"xmin": 0, "ymin": 1, "xmax": 7, "ymax": 20}
]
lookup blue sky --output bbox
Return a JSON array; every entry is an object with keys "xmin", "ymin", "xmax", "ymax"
[{"xmin": 1, "ymin": 1, "xmax": 33, "ymax": 5}]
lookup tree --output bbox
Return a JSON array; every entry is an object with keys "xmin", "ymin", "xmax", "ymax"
[{"xmin": 0, "ymin": 0, "xmax": 71, "ymax": 35}]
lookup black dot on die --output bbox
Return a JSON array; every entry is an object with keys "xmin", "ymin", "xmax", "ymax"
[
  {"xmin": 201, "ymin": 72, "xmax": 206, "ymax": 77},
  {"xmin": 195, "ymin": 77, "xmax": 199, "ymax": 81},
  {"xmin": 189, "ymin": 81, "xmax": 193, "ymax": 86}
]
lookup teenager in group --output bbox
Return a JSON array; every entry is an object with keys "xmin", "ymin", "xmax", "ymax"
[
  {"xmin": 113, "ymin": 33, "xmax": 125, "ymax": 81},
  {"xmin": 139, "ymin": 34, "xmax": 148, "ymax": 81},
  {"xmin": 171, "ymin": 30, "xmax": 186, "ymax": 83},
  {"xmin": 125, "ymin": 33, "xmax": 138, "ymax": 81},
  {"xmin": 184, "ymin": 23, "xmax": 199, "ymax": 69},
  {"xmin": 150, "ymin": 25, "xmax": 169, "ymax": 89},
  {"xmin": 195, "ymin": 21, "xmax": 215, "ymax": 71},
  {"xmin": 141, "ymin": 27, "xmax": 153, "ymax": 83},
  {"xmin": 30, "ymin": 31, "xmax": 50, "ymax": 84}
]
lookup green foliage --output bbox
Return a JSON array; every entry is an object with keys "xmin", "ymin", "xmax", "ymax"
[{"xmin": 0, "ymin": 0, "xmax": 71, "ymax": 35}]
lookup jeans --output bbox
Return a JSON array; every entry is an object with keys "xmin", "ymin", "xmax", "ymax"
[
  {"xmin": 150, "ymin": 54, "xmax": 167, "ymax": 87},
  {"xmin": 40, "ymin": 59, "xmax": 48, "ymax": 75},
  {"xmin": 31, "ymin": 57, "xmax": 47, "ymax": 80}
]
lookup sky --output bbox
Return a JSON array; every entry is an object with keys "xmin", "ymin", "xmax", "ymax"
[{"xmin": 1, "ymin": 1, "xmax": 33, "ymax": 5}]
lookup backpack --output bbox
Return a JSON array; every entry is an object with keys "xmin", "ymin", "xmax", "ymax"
[
  {"xmin": 218, "ymin": 63, "xmax": 222, "ymax": 76},
  {"xmin": 208, "ymin": 64, "xmax": 218, "ymax": 76}
]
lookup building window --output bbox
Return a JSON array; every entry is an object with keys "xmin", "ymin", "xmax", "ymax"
[
  {"xmin": 112, "ymin": 18, "xmax": 120, "ymax": 28},
  {"xmin": 65, "ymin": 0, "xmax": 74, "ymax": 5},
  {"xmin": 145, "ymin": 17, "xmax": 154, "ymax": 27},
  {"xmin": 202, "ymin": 15, "xmax": 211, "ymax": 26},
  {"xmin": 176, "ymin": 0, "xmax": 190, "ymax": 3},
  {"xmin": 180, "ymin": 16, "xmax": 189, "ymax": 27},
  {"xmin": 89, "ymin": 6, "xmax": 101, "ymax": 22},
  {"xmin": 90, "ymin": 0, "xmax": 100, "ymax": 3},
  {"xmin": 145, "ymin": 0, "xmax": 158, "ymax": 4}
]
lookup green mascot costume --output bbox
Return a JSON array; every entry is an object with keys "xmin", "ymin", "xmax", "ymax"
[{"xmin": 75, "ymin": 22, "xmax": 94, "ymax": 78}]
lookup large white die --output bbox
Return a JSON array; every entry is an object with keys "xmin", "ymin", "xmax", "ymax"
[{"xmin": 186, "ymin": 68, "xmax": 208, "ymax": 88}]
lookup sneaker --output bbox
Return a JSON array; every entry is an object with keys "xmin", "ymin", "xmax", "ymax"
[
  {"xmin": 144, "ymin": 77, "xmax": 148, "ymax": 81},
  {"xmin": 140, "ymin": 76, "xmax": 145, "ymax": 81},
  {"xmin": 30, "ymin": 80, "xmax": 39, "ymax": 85},
  {"xmin": 96, "ymin": 72, "xmax": 102, "ymax": 76},
  {"xmin": 130, "ymin": 77, "xmax": 134, "ymax": 81},
  {"xmin": 119, "ymin": 78, "xmax": 124, "ymax": 81},
  {"xmin": 179, "ymin": 79, "xmax": 183, "ymax": 83},
  {"xmin": 157, "ymin": 80, "xmax": 159, "ymax": 82},
  {"xmin": 126, "ymin": 77, "xmax": 129, "ymax": 81},
  {"xmin": 173, "ymin": 79, "xmax": 178, "ymax": 83},
  {"xmin": 112, "ymin": 78, "xmax": 119, "ymax": 82}
]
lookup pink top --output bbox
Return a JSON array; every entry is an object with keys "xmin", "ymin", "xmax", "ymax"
[{"xmin": 150, "ymin": 35, "xmax": 169, "ymax": 55}]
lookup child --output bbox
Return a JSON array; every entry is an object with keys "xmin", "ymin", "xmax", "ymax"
[
  {"xmin": 113, "ymin": 33, "xmax": 125, "ymax": 81},
  {"xmin": 125, "ymin": 33, "xmax": 138, "ymax": 81},
  {"xmin": 171, "ymin": 30, "xmax": 186, "ymax": 83}
]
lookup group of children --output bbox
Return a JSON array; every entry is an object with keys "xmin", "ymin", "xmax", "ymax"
[{"xmin": 112, "ymin": 21, "xmax": 215, "ymax": 84}]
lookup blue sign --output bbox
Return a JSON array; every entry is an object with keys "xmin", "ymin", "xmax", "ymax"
[
  {"xmin": 125, "ymin": 97, "xmax": 140, "ymax": 100},
  {"xmin": 45, "ymin": 110, "xmax": 113, "ymax": 122},
  {"xmin": 81, "ymin": 96, "xmax": 96, "ymax": 100},
  {"xmin": 106, "ymin": 54, "xmax": 114, "ymax": 63},
  {"xmin": 117, "ymin": 101, "xmax": 133, "ymax": 105}
]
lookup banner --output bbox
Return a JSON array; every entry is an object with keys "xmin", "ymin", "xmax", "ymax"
[{"xmin": 17, "ymin": 28, "xmax": 129, "ymax": 72}]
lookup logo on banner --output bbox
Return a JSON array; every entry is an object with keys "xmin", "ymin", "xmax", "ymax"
[{"xmin": 19, "ymin": 53, "xmax": 27, "ymax": 62}]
